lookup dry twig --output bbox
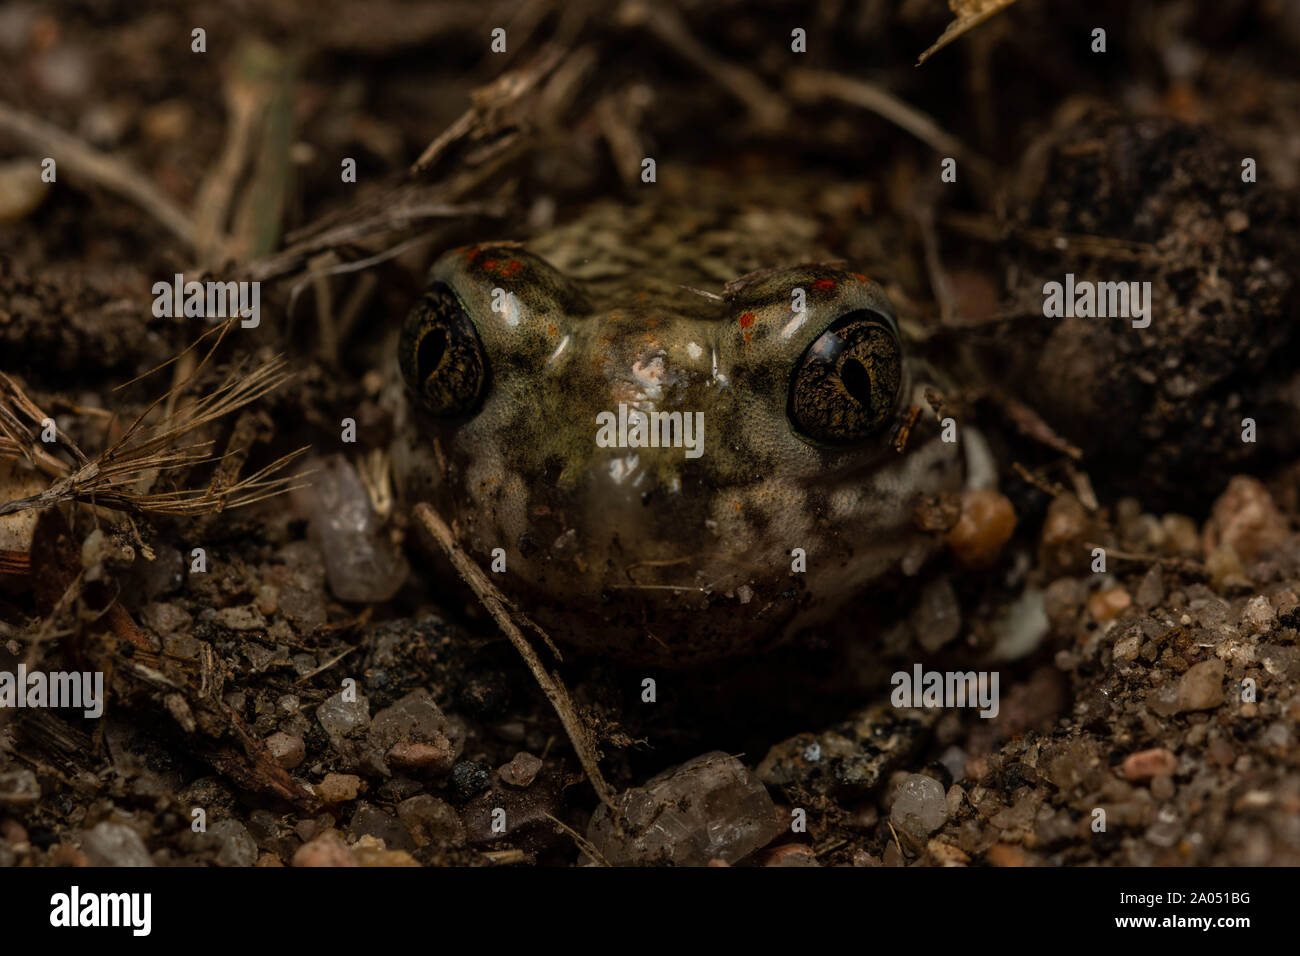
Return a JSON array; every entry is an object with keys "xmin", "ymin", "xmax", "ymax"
[{"xmin": 413, "ymin": 502, "xmax": 616, "ymax": 809}]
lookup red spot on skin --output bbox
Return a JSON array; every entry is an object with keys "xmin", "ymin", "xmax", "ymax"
[
  {"xmin": 483, "ymin": 259, "xmax": 498, "ymax": 270},
  {"xmin": 462, "ymin": 246, "xmax": 481, "ymax": 261},
  {"xmin": 503, "ymin": 259, "xmax": 522, "ymax": 276},
  {"xmin": 853, "ymin": 273, "xmax": 870, "ymax": 283},
  {"xmin": 739, "ymin": 311, "xmax": 755, "ymax": 328},
  {"xmin": 742, "ymin": 331, "xmax": 753, "ymax": 343},
  {"xmin": 813, "ymin": 278, "xmax": 836, "ymax": 291},
  {"xmin": 547, "ymin": 323, "xmax": 558, "ymax": 336}
]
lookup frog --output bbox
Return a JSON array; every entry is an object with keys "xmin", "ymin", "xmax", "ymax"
[{"xmin": 390, "ymin": 180, "xmax": 965, "ymax": 667}]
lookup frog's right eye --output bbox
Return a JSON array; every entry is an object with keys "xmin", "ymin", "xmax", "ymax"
[{"xmin": 399, "ymin": 283, "xmax": 489, "ymax": 419}]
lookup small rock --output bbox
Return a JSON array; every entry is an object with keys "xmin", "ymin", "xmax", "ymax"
[
  {"xmin": 1149, "ymin": 659, "xmax": 1225, "ymax": 715},
  {"xmin": 1088, "ymin": 587, "xmax": 1131, "ymax": 622},
  {"xmin": 348, "ymin": 803, "xmax": 415, "ymax": 851},
  {"xmin": 352, "ymin": 840, "xmax": 420, "ymax": 867},
  {"xmin": 588, "ymin": 752, "xmax": 781, "ymax": 866},
  {"xmin": 210, "ymin": 819, "xmax": 258, "ymax": 867},
  {"xmin": 1241, "ymin": 595, "xmax": 1275, "ymax": 633},
  {"xmin": 1151, "ymin": 775, "xmax": 1176, "ymax": 801},
  {"xmin": 1038, "ymin": 494, "xmax": 1092, "ymax": 576},
  {"xmin": 990, "ymin": 588, "xmax": 1049, "ymax": 660},
  {"xmin": 265, "ymin": 732, "xmax": 306, "ymax": 770},
  {"xmin": 913, "ymin": 576, "xmax": 962, "ymax": 652},
  {"xmin": 125, "ymin": 544, "xmax": 184, "ymax": 600},
  {"xmin": 990, "ymin": 793, "xmax": 1040, "ymax": 833},
  {"xmin": 946, "ymin": 489, "xmax": 1017, "ymax": 569},
  {"xmin": 0, "ymin": 159, "xmax": 50, "ymax": 223},
  {"xmin": 316, "ymin": 690, "xmax": 371, "ymax": 749},
  {"xmin": 317, "ymin": 773, "xmax": 361, "ymax": 803},
  {"xmin": 80, "ymin": 822, "xmax": 153, "ymax": 867},
  {"xmin": 1135, "ymin": 565, "xmax": 1165, "ymax": 609},
  {"xmin": 1159, "ymin": 514, "xmax": 1200, "ymax": 557},
  {"xmin": 1178, "ymin": 659, "xmax": 1226, "ymax": 712},
  {"xmin": 1206, "ymin": 543, "xmax": 1249, "ymax": 590},
  {"xmin": 255, "ymin": 584, "xmax": 279, "ymax": 616},
  {"xmin": 890, "ymin": 774, "xmax": 948, "ymax": 841},
  {"xmin": 985, "ymin": 843, "xmax": 1028, "ymax": 867},
  {"xmin": 450, "ymin": 761, "xmax": 492, "ymax": 800},
  {"xmin": 1122, "ymin": 748, "xmax": 1177, "ymax": 781},
  {"xmin": 498, "ymin": 752, "xmax": 543, "ymax": 788},
  {"xmin": 140, "ymin": 602, "xmax": 193, "ymax": 636},
  {"xmin": 758, "ymin": 705, "xmax": 935, "ymax": 795},
  {"xmin": 928, "ymin": 839, "xmax": 970, "ymax": 866},
  {"xmin": 387, "ymin": 739, "xmax": 455, "ymax": 776},
  {"xmin": 292, "ymin": 455, "xmax": 408, "ymax": 603},
  {"xmin": 2, "ymin": 819, "xmax": 28, "ymax": 851},
  {"xmin": 368, "ymin": 689, "xmax": 462, "ymax": 776},
  {"xmin": 397, "ymin": 795, "xmax": 466, "ymax": 848},
  {"xmin": 1203, "ymin": 476, "xmax": 1288, "ymax": 563},
  {"xmin": 216, "ymin": 605, "xmax": 267, "ymax": 631},
  {"xmin": 292, "ymin": 830, "xmax": 358, "ymax": 867},
  {"xmin": 0, "ymin": 768, "xmax": 39, "ymax": 806},
  {"xmin": 1112, "ymin": 628, "xmax": 1143, "ymax": 664},
  {"xmin": 762, "ymin": 844, "xmax": 820, "ymax": 867}
]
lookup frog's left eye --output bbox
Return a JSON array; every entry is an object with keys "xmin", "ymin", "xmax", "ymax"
[
  {"xmin": 788, "ymin": 310, "xmax": 902, "ymax": 446},
  {"xmin": 399, "ymin": 283, "xmax": 489, "ymax": 419}
]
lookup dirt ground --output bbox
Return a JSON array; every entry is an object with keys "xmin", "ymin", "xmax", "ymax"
[{"xmin": 1, "ymin": 0, "xmax": 1299, "ymax": 867}]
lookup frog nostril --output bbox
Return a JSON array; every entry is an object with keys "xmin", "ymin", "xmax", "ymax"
[
  {"xmin": 417, "ymin": 327, "xmax": 449, "ymax": 380},
  {"xmin": 841, "ymin": 357, "xmax": 872, "ymax": 406}
]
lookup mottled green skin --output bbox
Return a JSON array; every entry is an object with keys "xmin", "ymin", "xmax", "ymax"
[{"xmin": 394, "ymin": 194, "xmax": 963, "ymax": 666}]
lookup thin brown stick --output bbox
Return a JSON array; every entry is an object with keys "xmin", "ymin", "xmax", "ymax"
[
  {"xmin": 0, "ymin": 100, "xmax": 198, "ymax": 249},
  {"xmin": 787, "ymin": 68, "xmax": 995, "ymax": 185},
  {"xmin": 413, "ymin": 502, "xmax": 616, "ymax": 809},
  {"xmin": 545, "ymin": 812, "xmax": 610, "ymax": 866},
  {"xmin": 617, "ymin": 1, "xmax": 788, "ymax": 130}
]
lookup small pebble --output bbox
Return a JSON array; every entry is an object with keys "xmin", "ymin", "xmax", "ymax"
[
  {"xmin": 1241, "ymin": 595, "xmax": 1275, "ymax": 632},
  {"xmin": 1122, "ymin": 747, "xmax": 1177, "ymax": 781},
  {"xmin": 1178, "ymin": 659, "xmax": 1226, "ymax": 712},
  {"xmin": 1135, "ymin": 565, "xmax": 1164, "ymax": 609},
  {"xmin": 266, "ymin": 732, "xmax": 306, "ymax": 770},
  {"xmin": 292, "ymin": 830, "xmax": 358, "ymax": 867},
  {"xmin": 397, "ymin": 795, "xmax": 466, "ymax": 848},
  {"xmin": 317, "ymin": 773, "xmax": 361, "ymax": 803},
  {"xmin": 387, "ymin": 737, "xmax": 456, "ymax": 777},
  {"xmin": 762, "ymin": 844, "xmax": 820, "ymax": 867},
  {"xmin": 1202, "ymin": 476, "xmax": 1287, "ymax": 562},
  {"xmin": 498, "ymin": 752, "xmax": 543, "ymax": 788},
  {"xmin": 1038, "ymin": 494, "xmax": 1091, "ymax": 576},
  {"xmin": 210, "ymin": 819, "xmax": 258, "ymax": 867},
  {"xmin": 946, "ymin": 489, "xmax": 1017, "ymax": 569},
  {"xmin": 80, "ymin": 822, "xmax": 153, "ymax": 867},
  {"xmin": 1088, "ymin": 587, "xmax": 1131, "ymax": 622},
  {"xmin": 588, "ymin": 752, "xmax": 781, "ymax": 866},
  {"xmin": 890, "ymin": 773, "xmax": 948, "ymax": 840}
]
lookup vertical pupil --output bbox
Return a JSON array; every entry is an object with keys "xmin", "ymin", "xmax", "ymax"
[
  {"xmin": 840, "ymin": 357, "xmax": 873, "ymax": 406},
  {"xmin": 417, "ymin": 326, "xmax": 448, "ymax": 381}
]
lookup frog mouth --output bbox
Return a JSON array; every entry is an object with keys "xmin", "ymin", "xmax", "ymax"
[{"xmin": 614, "ymin": 551, "xmax": 768, "ymax": 590}]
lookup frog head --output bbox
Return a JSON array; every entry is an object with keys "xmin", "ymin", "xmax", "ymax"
[{"xmin": 394, "ymin": 242, "xmax": 962, "ymax": 665}]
